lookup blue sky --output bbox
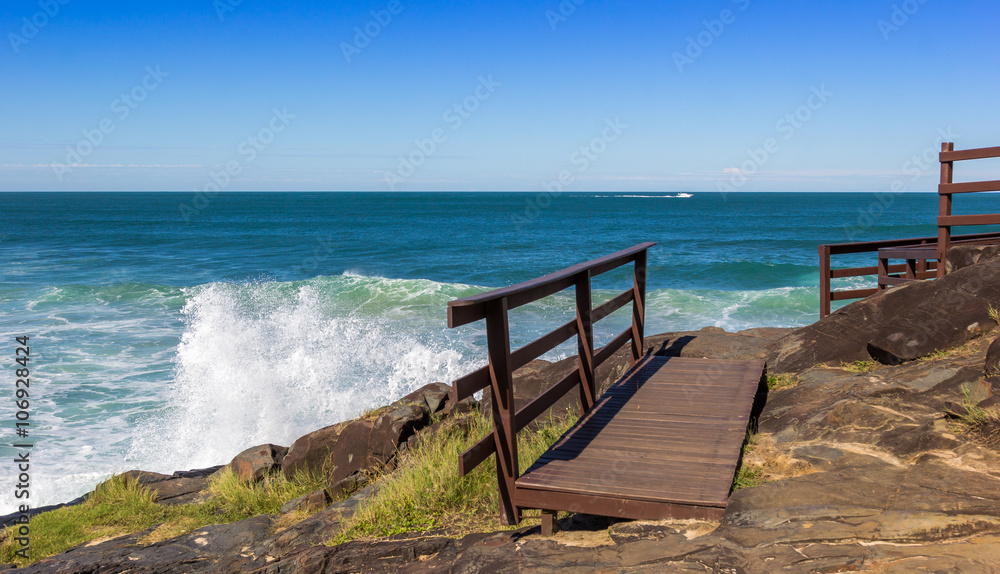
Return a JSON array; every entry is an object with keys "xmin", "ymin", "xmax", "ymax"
[{"xmin": 2, "ymin": 0, "xmax": 998, "ymax": 192}]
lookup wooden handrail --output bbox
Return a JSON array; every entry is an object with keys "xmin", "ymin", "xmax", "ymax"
[
  {"xmin": 448, "ymin": 242, "xmax": 655, "ymax": 328},
  {"xmin": 938, "ymin": 143, "xmax": 1000, "ymax": 278},
  {"xmin": 447, "ymin": 242, "xmax": 654, "ymax": 525},
  {"xmin": 817, "ymin": 232, "xmax": 1000, "ymax": 317},
  {"xmin": 819, "ymin": 142, "xmax": 1000, "ymax": 317}
]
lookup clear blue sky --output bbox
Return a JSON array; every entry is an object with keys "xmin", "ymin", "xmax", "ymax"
[{"xmin": 2, "ymin": 0, "xmax": 998, "ymax": 192}]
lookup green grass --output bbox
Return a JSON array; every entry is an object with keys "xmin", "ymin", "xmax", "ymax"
[
  {"xmin": 330, "ymin": 411, "xmax": 578, "ymax": 543},
  {"xmin": 733, "ymin": 465, "xmax": 765, "ymax": 490},
  {"xmin": 841, "ymin": 360, "xmax": 881, "ymax": 373},
  {"xmin": 207, "ymin": 466, "xmax": 325, "ymax": 519},
  {"xmin": 732, "ymin": 429, "xmax": 765, "ymax": 491},
  {"xmin": 954, "ymin": 383, "xmax": 1000, "ymax": 429},
  {"xmin": 917, "ymin": 348, "xmax": 951, "ymax": 362},
  {"xmin": 989, "ymin": 304, "xmax": 1000, "ymax": 326},
  {"xmin": 766, "ymin": 373, "xmax": 798, "ymax": 390},
  {"xmin": 0, "ymin": 468, "xmax": 325, "ymax": 567}
]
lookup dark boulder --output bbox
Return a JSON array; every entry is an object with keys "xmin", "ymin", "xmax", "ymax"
[
  {"xmin": 280, "ymin": 488, "xmax": 331, "ymax": 514},
  {"xmin": 947, "ymin": 243, "xmax": 1000, "ymax": 274},
  {"xmin": 227, "ymin": 443, "xmax": 287, "ymax": 482},
  {"xmin": 282, "ymin": 398, "xmax": 429, "ymax": 481},
  {"xmin": 368, "ymin": 402, "xmax": 428, "ymax": 469},
  {"xmin": 116, "ymin": 467, "xmax": 222, "ymax": 505},
  {"xmin": 281, "ymin": 420, "xmax": 351, "ymax": 480},
  {"xmin": 986, "ymin": 337, "xmax": 1000, "ymax": 376},
  {"xmin": 402, "ymin": 381, "xmax": 452, "ymax": 414},
  {"xmin": 768, "ymin": 258, "xmax": 1000, "ymax": 373}
]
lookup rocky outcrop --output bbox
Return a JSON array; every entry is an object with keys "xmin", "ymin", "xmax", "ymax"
[
  {"xmin": 15, "ymin": 279, "xmax": 1000, "ymax": 573},
  {"xmin": 227, "ymin": 444, "xmax": 287, "ymax": 482},
  {"xmin": 118, "ymin": 466, "xmax": 223, "ymax": 505},
  {"xmin": 947, "ymin": 242, "xmax": 1000, "ymax": 274},
  {"xmin": 769, "ymin": 257, "xmax": 1000, "ymax": 373},
  {"xmin": 244, "ymin": 326, "xmax": 1000, "ymax": 573},
  {"xmin": 281, "ymin": 384, "xmax": 446, "ymax": 482}
]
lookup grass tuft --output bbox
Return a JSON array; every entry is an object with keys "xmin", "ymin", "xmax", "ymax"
[
  {"xmin": 206, "ymin": 467, "xmax": 325, "ymax": 520},
  {"xmin": 330, "ymin": 411, "xmax": 578, "ymax": 544},
  {"xmin": 0, "ymin": 475, "xmax": 167, "ymax": 566},
  {"xmin": 732, "ymin": 429, "xmax": 765, "ymax": 490},
  {"xmin": 955, "ymin": 384, "xmax": 1000, "ymax": 428},
  {"xmin": 766, "ymin": 373, "xmax": 798, "ymax": 390},
  {"xmin": 841, "ymin": 360, "xmax": 881, "ymax": 373},
  {"xmin": 989, "ymin": 305, "xmax": 1000, "ymax": 326},
  {"xmin": 0, "ymin": 468, "xmax": 326, "ymax": 567}
]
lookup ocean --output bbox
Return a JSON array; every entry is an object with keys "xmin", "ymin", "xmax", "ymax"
[{"xmin": 0, "ymin": 191, "xmax": 989, "ymax": 513}]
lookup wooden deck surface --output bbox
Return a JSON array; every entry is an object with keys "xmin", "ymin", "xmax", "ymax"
[{"xmin": 515, "ymin": 355, "xmax": 764, "ymax": 520}]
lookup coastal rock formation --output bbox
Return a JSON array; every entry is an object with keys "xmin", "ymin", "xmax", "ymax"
[
  {"xmin": 947, "ymin": 242, "xmax": 1000, "ymax": 274},
  {"xmin": 227, "ymin": 444, "xmax": 288, "ymax": 482},
  {"xmin": 246, "ymin": 328, "xmax": 1000, "ymax": 573},
  {"xmin": 117, "ymin": 466, "xmax": 224, "ymax": 505},
  {"xmin": 769, "ymin": 257, "xmax": 1000, "ymax": 373},
  {"xmin": 280, "ymin": 384, "xmax": 444, "ymax": 482},
  {"xmin": 14, "ymin": 265, "xmax": 1000, "ymax": 572}
]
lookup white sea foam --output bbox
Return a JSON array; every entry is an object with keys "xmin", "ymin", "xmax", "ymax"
[{"xmin": 125, "ymin": 280, "xmax": 473, "ymax": 474}]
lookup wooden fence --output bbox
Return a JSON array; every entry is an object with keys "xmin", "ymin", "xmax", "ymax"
[
  {"xmin": 819, "ymin": 142, "xmax": 1000, "ymax": 317},
  {"xmin": 447, "ymin": 242, "xmax": 653, "ymax": 525}
]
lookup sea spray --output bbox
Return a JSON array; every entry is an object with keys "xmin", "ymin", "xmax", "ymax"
[{"xmin": 126, "ymin": 280, "xmax": 472, "ymax": 472}]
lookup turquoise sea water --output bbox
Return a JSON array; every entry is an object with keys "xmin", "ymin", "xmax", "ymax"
[{"xmin": 0, "ymin": 191, "xmax": 993, "ymax": 513}]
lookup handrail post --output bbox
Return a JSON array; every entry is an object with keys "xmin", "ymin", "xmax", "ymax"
[
  {"xmin": 938, "ymin": 141, "xmax": 954, "ymax": 278},
  {"xmin": 630, "ymin": 249, "xmax": 647, "ymax": 363},
  {"xmin": 575, "ymin": 271, "xmax": 596, "ymax": 413},
  {"xmin": 485, "ymin": 297, "xmax": 519, "ymax": 525},
  {"xmin": 819, "ymin": 244, "xmax": 831, "ymax": 318}
]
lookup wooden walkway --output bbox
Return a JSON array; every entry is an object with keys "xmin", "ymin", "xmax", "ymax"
[
  {"xmin": 447, "ymin": 243, "xmax": 766, "ymax": 532},
  {"xmin": 517, "ymin": 355, "xmax": 764, "ymax": 522}
]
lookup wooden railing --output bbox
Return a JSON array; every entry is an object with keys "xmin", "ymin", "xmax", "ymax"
[
  {"xmin": 818, "ymin": 232, "xmax": 1000, "ymax": 317},
  {"xmin": 937, "ymin": 142, "xmax": 1000, "ymax": 277},
  {"xmin": 447, "ymin": 242, "xmax": 653, "ymax": 525},
  {"xmin": 819, "ymin": 142, "xmax": 1000, "ymax": 318}
]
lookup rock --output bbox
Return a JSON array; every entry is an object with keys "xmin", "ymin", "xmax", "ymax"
[
  {"xmin": 986, "ymin": 337, "xmax": 1000, "ymax": 375},
  {"xmin": 13, "ymin": 515, "xmax": 275, "ymax": 574},
  {"xmin": 282, "ymin": 398, "xmax": 429, "ymax": 482},
  {"xmin": 980, "ymin": 395, "xmax": 1000, "ymax": 409},
  {"xmin": 402, "ymin": 381, "xmax": 452, "ymax": 414},
  {"xmin": 769, "ymin": 258, "xmax": 1000, "ymax": 373},
  {"xmin": 227, "ymin": 443, "xmax": 287, "ymax": 482},
  {"xmin": 116, "ymin": 468, "xmax": 218, "ymax": 505},
  {"xmin": 608, "ymin": 521, "xmax": 689, "ymax": 545},
  {"xmin": 367, "ymin": 402, "xmax": 428, "ymax": 470},
  {"xmin": 280, "ymin": 488, "xmax": 331, "ymax": 514},
  {"xmin": 326, "ymin": 473, "xmax": 369, "ymax": 500},
  {"xmin": 440, "ymin": 395, "xmax": 478, "ymax": 418},
  {"xmin": 255, "ymin": 484, "xmax": 380, "ymax": 560},
  {"xmin": 944, "ymin": 400, "xmax": 970, "ymax": 418},
  {"xmin": 947, "ymin": 243, "xmax": 1000, "ymax": 273},
  {"xmin": 327, "ymin": 419, "xmax": 377, "ymax": 483},
  {"xmin": 282, "ymin": 420, "xmax": 350, "ymax": 480},
  {"xmin": 967, "ymin": 379, "xmax": 995, "ymax": 404}
]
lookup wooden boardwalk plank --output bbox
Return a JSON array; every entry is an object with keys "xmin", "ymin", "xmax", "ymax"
[{"xmin": 515, "ymin": 355, "xmax": 764, "ymax": 518}]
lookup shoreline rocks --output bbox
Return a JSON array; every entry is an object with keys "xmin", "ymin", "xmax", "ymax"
[{"xmin": 13, "ymin": 256, "xmax": 1000, "ymax": 572}]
